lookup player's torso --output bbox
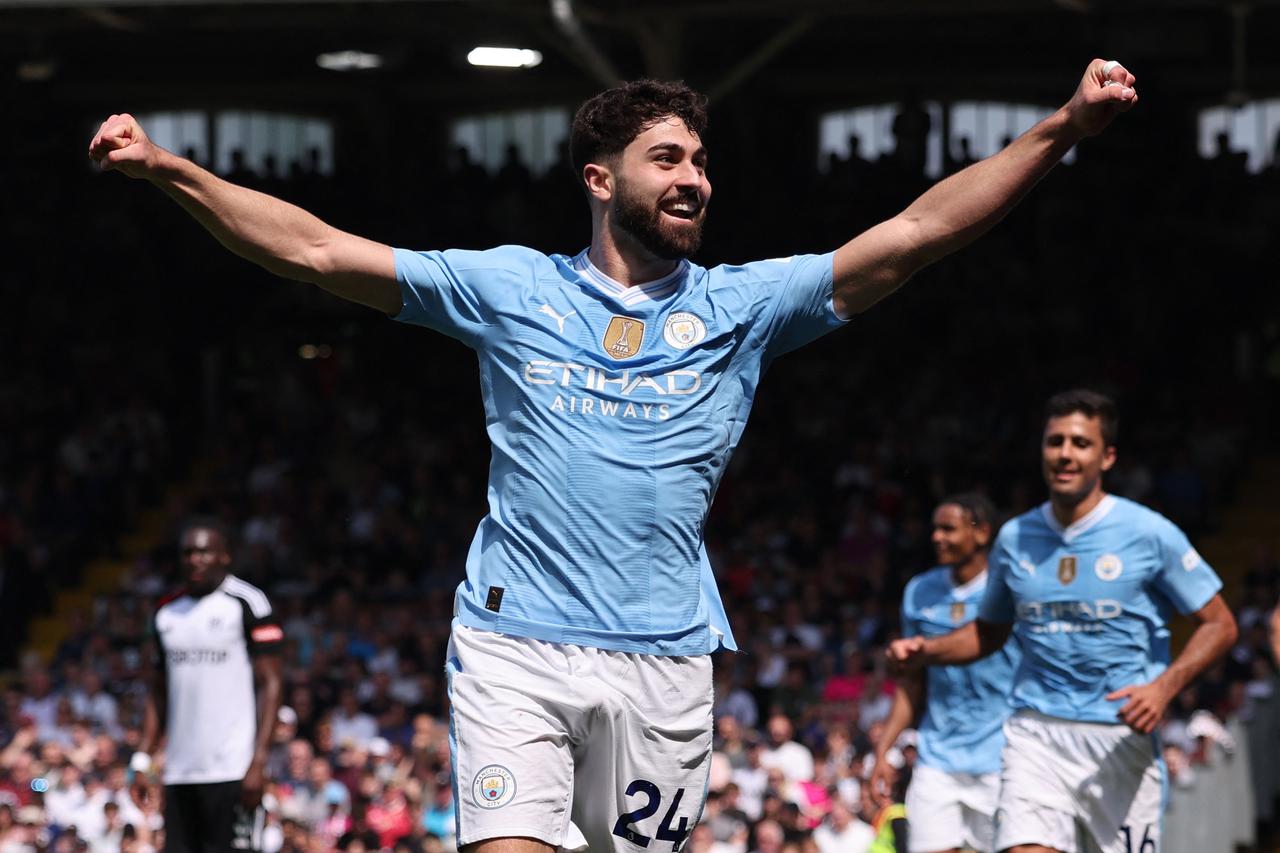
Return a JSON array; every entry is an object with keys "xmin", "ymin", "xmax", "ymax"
[
  {"xmin": 1000, "ymin": 499, "xmax": 1171, "ymax": 719},
  {"xmin": 905, "ymin": 568, "xmax": 1017, "ymax": 772},
  {"xmin": 156, "ymin": 590, "xmax": 253, "ymax": 685},
  {"xmin": 462, "ymin": 252, "xmax": 766, "ymax": 648}
]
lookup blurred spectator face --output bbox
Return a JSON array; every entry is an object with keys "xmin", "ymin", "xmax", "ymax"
[
  {"xmin": 1041, "ymin": 413, "xmax": 1115, "ymax": 504},
  {"xmin": 309, "ymin": 757, "xmax": 333, "ymax": 786},
  {"xmin": 931, "ymin": 503, "xmax": 988, "ymax": 567},
  {"xmin": 25, "ymin": 669, "xmax": 51, "ymax": 698},
  {"xmin": 716, "ymin": 715, "xmax": 740, "ymax": 743},
  {"xmin": 687, "ymin": 823, "xmax": 714, "ymax": 853},
  {"xmin": 93, "ymin": 734, "xmax": 118, "ymax": 769},
  {"xmin": 755, "ymin": 819, "xmax": 784, "ymax": 853},
  {"xmin": 180, "ymin": 526, "xmax": 232, "ymax": 594},
  {"xmin": 766, "ymin": 714, "xmax": 793, "ymax": 746},
  {"xmin": 288, "ymin": 739, "xmax": 313, "ymax": 778},
  {"xmin": 829, "ymin": 800, "xmax": 853, "ymax": 830}
]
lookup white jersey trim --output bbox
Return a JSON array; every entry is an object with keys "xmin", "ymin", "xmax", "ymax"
[
  {"xmin": 221, "ymin": 575, "xmax": 272, "ymax": 619},
  {"xmin": 1039, "ymin": 494, "xmax": 1117, "ymax": 543},
  {"xmin": 950, "ymin": 567, "xmax": 988, "ymax": 598},
  {"xmin": 572, "ymin": 252, "xmax": 687, "ymax": 307}
]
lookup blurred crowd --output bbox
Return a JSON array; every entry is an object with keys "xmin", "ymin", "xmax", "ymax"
[{"xmin": 3, "ymin": 100, "xmax": 1280, "ymax": 851}]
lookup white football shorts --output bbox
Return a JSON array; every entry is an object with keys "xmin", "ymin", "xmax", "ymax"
[
  {"xmin": 994, "ymin": 710, "xmax": 1165, "ymax": 853},
  {"xmin": 447, "ymin": 624, "xmax": 714, "ymax": 852},
  {"xmin": 904, "ymin": 762, "xmax": 999, "ymax": 853}
]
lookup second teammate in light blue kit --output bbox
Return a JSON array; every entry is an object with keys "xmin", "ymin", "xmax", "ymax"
[
  {"xmin": 889, "ymin": 391, "xmax": 1238, "ymax": 853},
  {"xmin": 92, "ymin": 62, "xmax": 1140, "ymax": 853},
  {"xmin": 872, "ymin": 494, "xmax": 1019, "ymax": 853}
]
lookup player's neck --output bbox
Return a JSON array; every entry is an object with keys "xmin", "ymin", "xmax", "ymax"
[
  {"xmin": 589, "ymin": 224, "xmax": 681, "ymax": 287},
  {"xmin": 1049, "ymin": 487, "xmax": 1109, "ymax": 528},
  {"xmin": 951, "ymin": 554, "xmax": 987, "ymax": 586}
]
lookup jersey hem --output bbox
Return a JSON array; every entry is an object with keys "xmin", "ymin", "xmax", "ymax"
[
  {"xmin": 454, "ymin": 608, "xmax": 734, "ymax": 655},
  {"xmin": 163, "ymin": 771, "xmax": 246, "ymax": 786}
]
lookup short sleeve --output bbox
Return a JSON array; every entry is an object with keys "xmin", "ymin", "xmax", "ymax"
[
  {"xmin": 899, "ymin": 581, "xmax": 919, "ymax": 637},
  {"xmin": 393, "ymin": 247, "xmax": 526, "ymax": 346},
  {"xmin": 978, "ymin": 531, "xmax": 1017, "ymax": 624},
  {"xmin": 238, "ymin": 597, "xmax": 284, "ymax": 657},
  {"xmin": 751, "ymin": 253, "xmax": 847, "ymax": 358},
  {"xmin": 1149, "ymin": 517, "xmax": 1222, "ymax": 615}
]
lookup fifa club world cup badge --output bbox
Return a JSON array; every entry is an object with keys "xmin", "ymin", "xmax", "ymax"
[
  {"xmin": 472, "ymin": 765, "xmax": 517, "ymax": 809},
  {"xmin": 950, "ymin": 602, "xmax": 966, "ymax": 624},
  {"xmin": 1057, "ymin": 556, "xmax": 1078, "ymax": 585},
  {"xmin": 603, "ymin": 316, "xmax": 644, "ymax": 359}
]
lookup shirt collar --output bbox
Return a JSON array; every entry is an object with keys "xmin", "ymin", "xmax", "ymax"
[
  {"xmin": 572, "ymin": 250, "xmax": 687, "ymax": 308},
  {"xmin": 1040, "ymin": 494, "xmax": 1117, "ymax": 542}
]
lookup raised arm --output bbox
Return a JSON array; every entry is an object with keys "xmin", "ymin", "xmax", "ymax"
[
  {"xmin": 832, "ymin": 58, "xmax": 1138, "ymax": 317},
  {"xmin": 88, "ymin": 114, "xmax": 400, "ymax": 315}
]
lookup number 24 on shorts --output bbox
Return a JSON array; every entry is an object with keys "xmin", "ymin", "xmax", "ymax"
[
  {"xmin": 612, "ymin": 779, "xmax": 692, "ymax": 851},
  {"xmin": 1121, "ymin": 824, "xmax": 1157, "ymax": 853}
]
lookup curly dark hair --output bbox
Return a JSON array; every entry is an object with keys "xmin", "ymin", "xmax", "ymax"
[
  {"xmin": 569, "ymin": 79, "xmax": 709, "ymax": 181},
  {"xmin": 938, "ymin": 492, "xmax": 997, "ymax": 546}
]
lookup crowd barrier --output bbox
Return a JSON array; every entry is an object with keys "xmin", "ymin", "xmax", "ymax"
[{"xmin": 1165, "ymin": 683, "xmax": 1280, "ymax": 853}]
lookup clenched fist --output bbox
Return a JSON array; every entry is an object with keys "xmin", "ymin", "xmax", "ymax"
[{"xmin": 88, "ymin": 113, "xmax": 160, "ymax": 178}]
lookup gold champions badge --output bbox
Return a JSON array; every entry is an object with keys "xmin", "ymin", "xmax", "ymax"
[
  {"xmin": 1057, "ymin": 555, "xmax": 1078, "ymax": 585},
  {"xmin": 603, "ymin": 315, "xmax": 645, "ymax": 359}
]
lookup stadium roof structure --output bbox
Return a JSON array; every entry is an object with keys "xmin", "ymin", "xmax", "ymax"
[{"xmin": 7, "ymin": 0, "xmax": 1280, "ymax": 114}]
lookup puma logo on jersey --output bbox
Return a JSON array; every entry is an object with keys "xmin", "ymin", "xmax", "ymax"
[{"xmin": 538, "ymin": 304, "xmax": 576, "ymax": 335}]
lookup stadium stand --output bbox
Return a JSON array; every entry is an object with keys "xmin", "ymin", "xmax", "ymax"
[{"xmin": 5, "ymin": 26, "xmax": 1280, "ymax": 850}]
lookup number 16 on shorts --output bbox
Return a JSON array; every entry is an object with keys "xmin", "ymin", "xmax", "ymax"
[
  {"xmin": 612, "ymin": 779, "xmax": 692, "ymax": 851},
  {"xmin": 1121, "ymin": 824, "xmax": 1157, "ymax": 853}
]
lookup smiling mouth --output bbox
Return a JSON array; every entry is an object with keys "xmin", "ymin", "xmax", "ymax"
[{"xmin": 660, "ymin": 199, "xmax": 701, "ymax": 220}]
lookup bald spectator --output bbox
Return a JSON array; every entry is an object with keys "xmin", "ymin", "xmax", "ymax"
[
  {"xmin": 760, "ymin": 714, "xmax": 814, "ymax": 784},
  {"xmin": 812, "ymin": 801, "xmax": 874, "ymax": 853}
]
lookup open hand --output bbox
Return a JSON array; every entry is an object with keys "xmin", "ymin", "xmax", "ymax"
[{"xmin": 1106, "ymin": 679, "xmax": 1172, "ymax": 734}]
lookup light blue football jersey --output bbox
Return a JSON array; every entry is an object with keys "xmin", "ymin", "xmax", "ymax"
[
  {"xmin": 394, "ymin": 245, "xmax": 845, "ymax": 655},
  {"xmin": 979, "ymin": 495, "xmax": 1222, "ymax": 723},
  {"xmin": 901, "ymin": 567, "xmax": 1020, "ymax": 774}
]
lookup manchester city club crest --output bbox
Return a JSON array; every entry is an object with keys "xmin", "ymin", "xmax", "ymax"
[
  {"xmin": 1094, "ymin": 554, "xmax": 1124, "ymax": 581},
  {"xmin": 663, "ymin": 311, "xmax": 708, "ymax": 350},
  {"xmin": 472, "ymin": 765, "xmax": 516, "ymax": 809},
  {"xmin": 1058, "ymin": 555, "xmax": 1078, "ymax": 585},
  {"xmin": 603, "ymin": 315, "xmax": 644, "ymax": 359}
]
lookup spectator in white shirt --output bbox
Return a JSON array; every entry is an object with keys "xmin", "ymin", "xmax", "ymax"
[{"xmin": 760, "ymin": 714, "xmax": 814, "ymax": 783}]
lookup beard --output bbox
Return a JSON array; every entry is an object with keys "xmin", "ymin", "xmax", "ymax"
[{"xmin": 613, "ymin": 177, "xmax": 706, "ymax": 261}]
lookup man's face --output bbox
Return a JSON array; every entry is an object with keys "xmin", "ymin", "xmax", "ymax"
[
  {"xmin": 610, "ymin": 116, "xmax": 711, "ymax": 260},
  {"xmin": 931, "ymin": 503, "xmax": 987, "ymax": 567},
  {"xmin": 1042, "ymin": 412, "xmax": 1116, "ymax": 503},
  {"xmin": 180, "ymin": 527, "xmax": 230, "ymax": 592}
]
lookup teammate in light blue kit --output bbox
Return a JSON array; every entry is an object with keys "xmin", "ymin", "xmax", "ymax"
[
  {"xmin": 92, "ymin": 62, "xmax": 1141, "ymax": 853},
  {"xmin": 871, "ymin": 494, "xmax": 1019, "ymax": 853},
  {"xmin": 889, "ymin": 391, "xmax": 1238, "ymax": 853}
]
